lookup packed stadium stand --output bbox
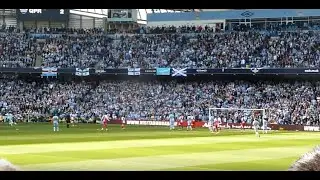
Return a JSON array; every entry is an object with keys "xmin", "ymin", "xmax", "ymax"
[
  {"xmin": 1, "ymin": 9, "xmax": 320, "ymax": 126},
  {"xmin": 1, "ymin": 76, "xmax": 320, "ymax": 125}
]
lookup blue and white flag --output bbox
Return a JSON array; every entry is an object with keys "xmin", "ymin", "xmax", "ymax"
[{"xmin": 41, "ymin": 67, "xmax": 57, "ymax": 77}]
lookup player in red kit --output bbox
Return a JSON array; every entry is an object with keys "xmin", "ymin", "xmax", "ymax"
[
  {"xmin": 240, "ymin": 118, "xmax": 246, "ymax": 132},
  {"xmin": 121, "ymin": 116, "xmax": 126, "ymax": 130},
  {"xmin": 178, "ymin": 115, "xmax": 184, "ymax": 130},
  {"xmin": 192, "ymin": 119, "xmax": 196, "ymax": 129},
  {"xmin": 100, "ymin": 114, "xmax": 109, "ymax": 131},
  {"xmin": 214, "ymin": 116, "xmax": 221, "ymax": 134}
]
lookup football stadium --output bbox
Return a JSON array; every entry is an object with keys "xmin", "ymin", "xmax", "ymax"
[{"xmin": 1, "ymin": 9, "xmax": 320, "ymax": 171}]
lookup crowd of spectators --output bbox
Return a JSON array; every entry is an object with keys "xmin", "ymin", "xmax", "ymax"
[
  {"xmin": 1, "ymin": 22, "xmax": 320, "ymax": 68},
  {"xmin": 0, "ymin": 76, "xmax": 319, "ymax": 126},
  {"xmin": 1, "ymin": 22, "xmax": 320, "ymax": 126}
]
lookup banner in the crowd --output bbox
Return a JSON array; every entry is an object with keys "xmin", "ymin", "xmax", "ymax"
[
  {"xmin": 142, "ymin": 69, "xmax": 156, "ymax": 75},
  {"xmin": 156, "ymin": 68, "xmax": 171, "ymax": 76},
  {"xmin": 128, "ymin": 68, "xmax": 140, "ymax": 76},
  {"xmin": 95, "ymin": 69, "xmax": 106, "ymax": 74},
  {"xmin": 29, "ymin": 33, "xmax": 62, "ymax": 39},
  {"xmin": 172, "ymin": 68, "xmax": 187, "ymax": 77},
  {"xmin": 41, "ymin": 67, "xmax": 57, "ymax": 77},
  {"xmin": 1, "ymin": 68, "xmax": 320, "ymax": 76},
  {"xmin": 0, "ymin": 67, "xmax": 42, "ymax": 73},
  {"xmin": 186, "ymin": 68, "xmax": 320, "ymax": 75},
  {"xmin": 97, "ymin": 69, "xmax": 127, "ymax": 74},
  {"xmin": 75, "ymin": 68, "xmax": 90, "ymax": 76}
]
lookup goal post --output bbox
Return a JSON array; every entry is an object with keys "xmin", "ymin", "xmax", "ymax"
[{"xmin": 209, "ymin": 107, "xmax": 266, "ymax": 125}]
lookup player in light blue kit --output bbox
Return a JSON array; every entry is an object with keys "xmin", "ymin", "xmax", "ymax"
[
  {"xmin": 5, "ymin": 112, "xmax": 18, "ymax": 130},
  {"xmin": 252, "ymin": 118, "xmax": 260, "ymax": 137},
  {"xmin": 262, "ymin": 117, "xmax": 268, "ymax": 134},
  {"xmin": 169, "ymin": 113, "xmax": 175, "ymax": 130},
  {"xmin": 51, "ymin": 108, "xmax": 60, "ymax": 132},
  {"xmin": 5, "ymin": 112, "xmax": 14, "ymax": 126},
  {"xmin": 208, "ymin": 116, "xmax": 214, "ymax": 133},
  {"xmin": 53, "ymin": 116, "xmax": 59, "ymax": 132},
  {"xmin": 187, "ymin": 114, "xmax": 193, "ymax": 131}
]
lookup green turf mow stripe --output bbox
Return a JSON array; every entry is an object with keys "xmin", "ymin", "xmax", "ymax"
[
  {"xmin": 0, "ymin": 130, "xmax": 306, "ymax": 141},
  {"xmin": 0, "ymin": 124, "xmax": 200, "ymax": 135},
  {"xmin": 1, "ymin": 133, "xmax": 319, "ymax": 155},
  {"xmin": 2, "ymin": 138, "xmax": 317, "ymax": 165},
  {"xmin": 0, "ymin": 124, "xmax": 306, "ymax": 145},
  {"xmin": 0, "ymin": 124, "xmax": 168, "ymax": 134},
  {"xmin": 0, "ymin": 123, "xmax": 309, "ymax": 136},
  {"xmin": 0, "ymin": 124, "xmax": 318, "ymax": 171},
  {"xmin": 163, "ymin": 157, "xmax": 298, "ymax": 171},
  {"xmin": 19, "ymin": 146, "xmax": 311, "ymax": 171}
]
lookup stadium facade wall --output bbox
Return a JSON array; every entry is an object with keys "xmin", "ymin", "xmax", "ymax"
[
  {"xmin": 147, "ymin": 9, "xmax": 320, "ymax": 22},
  {"xmin": 69, "ymin": 14, "xmax": 104, "ymax": 29},
  {"xmin": 36, "ymin": 21, "xmax": 49, "ymax": 28},
  {"xmin": 0, "ymin": 16, "xmax": 4, "ymax": 26},
  {"xmin": 49, "ymin": 21, "xmax": 66, "ymax": 28},
  {"xmin": 2, "ymin": 16, "xmax": 17, "ymax": 27},
  {"xmin": 81, "ymin": 16, "xmax": 94, "ymax": 29},
  {"xmin": 0, "ymin": 16, "xmax": 17, "ymax": 27},
  {"xmin": 20, "ymin": 21, "xmax": 66, "ymax": 29},
  {"xmin": 22, "ymin": 21, "xmax": 36, "ymax": 29},
  {"xmin": 95, "ymin": 18, "xmax": 104, "ymax": 28},
  {"xmin": 69, "ymin": 14, "xmax": 81, "ymax": 29},
  {"xmin": 147, "ymin": 19, "xmax": 226, "ymax": 27}
]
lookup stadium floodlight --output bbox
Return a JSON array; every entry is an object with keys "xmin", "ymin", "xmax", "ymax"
[{"xmin": 209, "ymin": 107, "xmax": 266, "ymax": 124}]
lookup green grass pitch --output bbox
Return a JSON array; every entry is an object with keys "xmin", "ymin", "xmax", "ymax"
[{"xmin": 0, "ymin": 123, "xmax": 319, "ymax": 171}]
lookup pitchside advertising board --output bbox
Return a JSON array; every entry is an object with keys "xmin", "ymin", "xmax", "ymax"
[
  {"xmin": 84, "ymin": 119, "xmax": 320, "ymax": 132},
  {"xmin": 125, "ymin": 120, "xmax": 320, "ymax": 131},
  {"xmin": 304, "ymin": 126, "xmax": 320, "ymax": 131},
  {"xmin": 126, "ymin": 120, "xmax": 254, "ymax": 129},
  {"xmin": 17, "ymin": 9, "xmax": 70, "ymax": 21}
]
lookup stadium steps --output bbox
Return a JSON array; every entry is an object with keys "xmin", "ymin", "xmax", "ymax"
[{"xmin": 35, "ymin": 55, "xmax": 43, "ymax": 67}]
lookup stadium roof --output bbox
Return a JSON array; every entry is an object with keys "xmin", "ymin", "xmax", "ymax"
[{"xmin": 70, "ymin": 9, "xmax": 108, "ymax": 18}]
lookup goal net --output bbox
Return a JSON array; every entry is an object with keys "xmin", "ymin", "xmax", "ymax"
[{"xmin": 208, "ymin": 108, "xmax": 266, "ymax": 129}]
